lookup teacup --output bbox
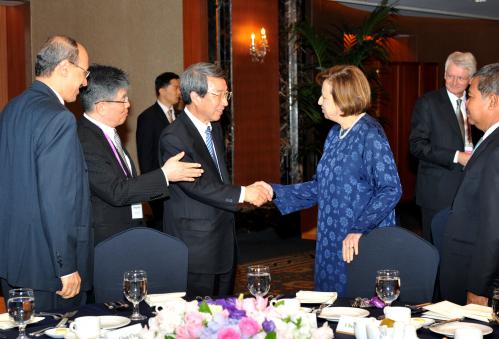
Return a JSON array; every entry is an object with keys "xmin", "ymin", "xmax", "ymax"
[
  {"xmin": 69, "ymin": 316, "xmax": 100, "ymax": 339},
  {"xmin": 454, "ymin": 327, "xmax": 483, "ymax": 339},
  {"xmin": 383, "ymin": 306, "xmax": 411, "ymax": 324},
  {"xmin": 270, "ymin": 298, "xmax": 301, "ymax": 316}
]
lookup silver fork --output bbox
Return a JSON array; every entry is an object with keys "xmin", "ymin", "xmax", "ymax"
[{"xmin": 35, "ymin": 312, "xmax": 63, "ymax": 320}]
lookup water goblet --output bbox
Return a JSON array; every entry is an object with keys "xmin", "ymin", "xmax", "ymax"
[
  {"xmin": 492, "ymin": 287, "xmax": 499, "ymax": 324},
  {"xmin": 7, "ymin": 288, "xmax": 35, "ymax": 339},
  {"xmin": 247, "ymin": 265, "xmax": 271, "ymax": 298},
  {"xmin": 375, "ymin": 269, "xmax": 401, "ymax": 306},
  {"xmin": 123, "ymin": 270, "xmax": 148, "ymax": 320}
]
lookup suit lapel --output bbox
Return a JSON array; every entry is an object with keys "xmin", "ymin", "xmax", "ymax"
[
  {"xmin": 438, "ymin": 88, "xmax": 464, "ymax": 144},
  {"xmin": 153, "ymin": 102, "xmax": 169, "ymax": 127},
  {"xmin": 211, "ymin": 122, "xmax": 230, "ymax": 183},
  {"xmin": 466, "ymin": 127, "xmax": 499, "ymax": 169}
]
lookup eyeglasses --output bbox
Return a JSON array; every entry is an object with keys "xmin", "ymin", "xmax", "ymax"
[
  {"xmin": 69, "ymin": 61, "xmax": 90, "ymax": 78},
  {"xmin": 95, "ymin": 97, "xmax": 129, "ymax": 105},
  {"xmin": 207, "ymin": 90, "xmax": 232, "ymax": 101},
  {"xmin": 445, "ymin": 73, "xmax": 470, "ymax": 83}
]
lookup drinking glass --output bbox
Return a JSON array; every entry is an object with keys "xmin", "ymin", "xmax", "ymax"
[
  {"xmin": 492, "ymin": 287, "xmax": 499, "ymax": 324},
  {"xmin": 247, "ymin": 265, "xmax": 271, "ymax": 298},
  {"xmin": 123, "ymin": 270, "xmax": 148, "ymax": 320},
  {"xmin": 375, "ymin": 269, "xmax": 401, "ymax": 306},
  {"xmin": 7, "ymin": 288, "xmax": 35, "ymax": 339}
]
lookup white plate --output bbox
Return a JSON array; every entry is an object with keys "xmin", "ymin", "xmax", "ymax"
[
  {"xmin": 45, "ymin": 327, "xmax": 69, "ymax": 338},
  {"xmin": 429, "ymin": 321, "xmax": 493, "ymax": 337},
  {"xmin": 410, "ymin": 317, "xmax": 434, "ymax": 329},
  {"xmin": 98, "ymin": 316, "xmax": 131, "ymax": 330},
  {"xmin": 318, "ymin": 307, "xmax": 370, "ymax": 321},
  {"xmin": 0, "ymin": 314, "xmax": 44, "ymax": 330}
]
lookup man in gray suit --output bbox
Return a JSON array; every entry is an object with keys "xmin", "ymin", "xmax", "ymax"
[{"xmin": 0, "ymin": 36, "xmax": 91, "ymax": 311}]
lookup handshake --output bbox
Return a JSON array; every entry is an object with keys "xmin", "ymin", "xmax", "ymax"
[{"xmin": 244, "ymin": 181, "xmax": 274, "ymax": 207}]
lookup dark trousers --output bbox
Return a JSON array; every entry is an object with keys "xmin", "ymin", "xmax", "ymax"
[
  {"xmin": 1, "ymin": 278, "xmax": 85, "ymax": 312},
  {"xmin": 148, "ymin": 199, "xmax": 164, "ymax": 231},
  {"xmin": 421, "ymin": 207, "xmax": 439, "ymax": 243},
  {"xmin": 187, "ymin": 268, "xmax": 235, "ymax": 299}
]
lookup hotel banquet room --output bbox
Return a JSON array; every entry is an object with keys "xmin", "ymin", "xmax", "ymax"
[{"xmin": 0, "ymin": 0, "xmax": 498, "ymax": 338}]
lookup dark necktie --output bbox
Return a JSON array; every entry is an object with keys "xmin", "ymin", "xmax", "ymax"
[
  {"xmin": 205, "ymin": 126, "xmax": 221, "ymax": 177},
  {"xmin": 456, "ymin": 98, "xmax": 465, "ymax": 141}
]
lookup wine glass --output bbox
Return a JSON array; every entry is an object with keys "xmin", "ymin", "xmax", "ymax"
[
  {"xmin": 247, "ymin": 265, "xmax": 271, "ymax": 298},
  {"xmin": 375, "ymin": 269, "xmax": 401, "ymax": 306},
  {"xmin": 492, "ymin": 287, "xmax": 499, "ymax": 324},
  {"xmin": 123, "ymin": 270, "xmax": 148, "ymax": 320},
  {"xmin": 7, "ymin": 288, "xmax": 35, "ymax": 339}
]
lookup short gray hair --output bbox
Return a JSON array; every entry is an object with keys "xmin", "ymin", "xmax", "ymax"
[
  {"xmin": 79, "ymin": 64, "xmax": 129, "ymax": 112},
  {"xmin": 35, "ymin": 35, "xmax": 79, "ymax": 77},
  {"xmin": 472, "ymin": 63, "xmax": 499, "ymax": 97},
  {"xmin": 445, "ymin": 51, "xmax": 477, "ymax": 77},
  {"xmin": 180, "ymin": 62, "xmax": 226, "ymax": 104}
]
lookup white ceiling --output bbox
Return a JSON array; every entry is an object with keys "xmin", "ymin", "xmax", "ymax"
[{"xmin": 335, "ymin": 0, "xmax": 499, "ymax": 21}]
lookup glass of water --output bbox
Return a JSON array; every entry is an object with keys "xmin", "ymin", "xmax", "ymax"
[
  {"xmin": 492, "ymin": 287, "xmax": 499, "ymax": 324},
  {"xmin": 8, "ymin": 288, "xmax": 35, "ymax": 339},
  {"xmin": 123, "ymin": 270, "xmax": 148, "ymax": 320},
  {"xmin": 375, "ymin": 269, "xmax": 401, "ymax": 306},
  {"xmin": 247, "ymin": 265, "xmax": 271, "ymax": 298}
]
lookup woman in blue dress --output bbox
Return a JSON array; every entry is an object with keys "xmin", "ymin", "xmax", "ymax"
[{"xmin": 272, "ymin": 65, "xmax": 402, "ymax": 294}]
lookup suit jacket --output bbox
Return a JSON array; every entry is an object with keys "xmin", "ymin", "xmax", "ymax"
[
  {"xmin": 136, "ymin": 102, "xmax": 177, "ymax": 174},
  {"xmin": 440, "ymin": 127, "xmax": 499, "ymax": 303},
  {"xmin": 0, "ymin": 81, "xmax": 92, "ymax": 292},
  {"xmin": 409, "ymin": 87, "xmax": 481, "ymax": 211},
  {"xmin": 159, "ymin": 112, "xmax": 241, "ymax": 274},
  {"xmin": 78, "ymin": 116, "xmax": 169, "ymax": 244}
]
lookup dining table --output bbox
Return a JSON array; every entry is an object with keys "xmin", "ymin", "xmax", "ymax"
[{"xmin": 1, "ymin": 297, "xmax": 498, "ymax": 338}]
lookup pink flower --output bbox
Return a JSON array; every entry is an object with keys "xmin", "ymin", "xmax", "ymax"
[
  {"xmin": 254, "ymin": 296, "xmax": 268, "ymax": 311},
  {"xmin": 218, "ymin": 327, "xmax": 241, "ymax": 339},
  {"xmin": 175, "ymin": 325, "xmax": 193, "ymax": 339},
  {"xmin": 185, "ymin": 311, "xmax": 204, "ymax": 327},
  {"xmin": 238, "ymin": 317, "xmax": 261, "ymax": 336}
]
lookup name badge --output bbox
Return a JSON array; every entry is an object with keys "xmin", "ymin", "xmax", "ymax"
[{"xmin": 131, "ymin": 203, "xmax": 143, "ymax": 219}]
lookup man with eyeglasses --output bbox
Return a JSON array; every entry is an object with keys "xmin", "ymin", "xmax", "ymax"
[
  {"xmin": 409, "ymin": 51, "xmax": 482, "ymax": 244},
  {"xmin": 0, "ymin": 35, "xmax": 91, "ymax": 311},
  {"xmin": 159, "ymin": 62, "xmax": 273, "ymax": 298},
  {"xmin": 77, "ymin": 65, "xmax": 203, "ymax": 245}
]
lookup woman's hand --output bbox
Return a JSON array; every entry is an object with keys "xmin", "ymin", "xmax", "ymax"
[{"xmin": 342, "ymin": 233, "xmax": 362, "ymax": 263}]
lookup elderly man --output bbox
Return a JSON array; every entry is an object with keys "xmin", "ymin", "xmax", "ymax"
[
  {"xmin": 440, "ymin": 63, "xmax": 499, "ymax": 305},
  {"xmin": 0, "ymin": 35, "xmax": 91, "ymax": 311},
  {"xmin": 410, "ymin": 51, "xmax": 480, "ymax": 242},
  {"xmin": 78, "ymin": 65, "xmax": 203, "ymax": 245},
  {"xmin": 136, "ymin": 72, "xmax": 181, "ymax": 229},
  {"xmin": 159, "ymin": 62, "xmax": 272, "ymax": 298}
]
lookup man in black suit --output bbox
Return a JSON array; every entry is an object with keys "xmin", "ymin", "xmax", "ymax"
[
  {"xmin": 136, "ymin": 72, "xmax": 181, "ymax": 229},
  {"xmin": 0, "ymin": 36, "xmax": 91, "ymax": 311},
  {"xmin": 159, "ymin": 62, "xmax": 273, "ymax": 298},
  {"xmin": 409, "ymin": 51, "xmax": 478, "ymax": 242},
  {"xmin": 440, "ymin": 63, "xmax": 499, "ymax": 305},
  {"xmin": 78, "ymin": 65, "xmax": 203, "ymax": 245}
]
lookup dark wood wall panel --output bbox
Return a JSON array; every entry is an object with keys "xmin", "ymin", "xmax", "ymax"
[{"xmin": 182, "ymin": 0, "xmax": 209, "ymax": 67}]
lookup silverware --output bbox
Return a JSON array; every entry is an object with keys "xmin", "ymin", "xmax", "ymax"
[
  {"xmin": 56, "ymin": 310, "xmax": 78, "ymax": 327},
  {"xmin": 35, "ymin": 312, "xmax": 63, "ymax": 320},
  {"xmin": 427, "ymin": 317, "xmax": 464, "ymax": 328}
]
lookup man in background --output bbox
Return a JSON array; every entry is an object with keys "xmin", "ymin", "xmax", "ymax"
[
  {"xmin": 78, "ymin": 65, "xmax": 202, "ymax": 245},
  {"xmin": 409, "ymin": 51, "xmax": 479, "ymax": 242},
  {"xmin": 136, "ymin": 72, "xmax": 181, "ymax": 229},
  {"xmin": 159, "ymin": 62, "xmax": 273, "ymax": 298},
  {"xmin": 0, "ymin": 35, "xmax": 91, "ymax": 311},
  {"xmin": 440, "ymin": 63, "xmax": 499, "ymax": 305}
]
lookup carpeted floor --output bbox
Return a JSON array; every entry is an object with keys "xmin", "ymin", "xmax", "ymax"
[{"xmin": 234, "ymin": 250, "xmax": 316, "ymax": 297}]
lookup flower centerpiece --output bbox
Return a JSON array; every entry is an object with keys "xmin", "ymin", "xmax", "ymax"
[{"xmin": 139, "ymin": 296, "xmax": 334, "ymax": 339}]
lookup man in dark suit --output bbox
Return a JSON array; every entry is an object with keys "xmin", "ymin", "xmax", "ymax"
[
  {"xmin": 136, "ymin": 72, "xmax": 181, "ymax": 229},
  {"xmin": 159, "ymin": 62, "xmax": 273, "ymax": 298},
  {"xmin": 0, "ymin": 36, "xmax": 91, "ymax": 311},
  {"xmin": 409, "ymin": 51, "xmax": 479, "ymax": 242},
  {"xmin": 78, "ymin": 65, "xmax": 203, "ymax": 245},
  {"xmin": 440, "ymin": 63, "xmax": 499, "ymax": 305}
]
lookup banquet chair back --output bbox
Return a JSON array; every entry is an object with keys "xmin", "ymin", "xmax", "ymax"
[
  {"xmin": 431, "ymin": 208, "xmax": 450, "ymax": 255},
  {"xmin": 345, "ymin": 226, "xmax": 439, "ymax": 303},
  {"xmin": 93, "ymin": 227, "xmax": 188, "ymax": 303}
]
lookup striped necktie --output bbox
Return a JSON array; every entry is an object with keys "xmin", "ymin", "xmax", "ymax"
[
  {"xmin": 456, "ymin": 98, "xmax": 465, "ymax": 141},
  {"xmin": 205, "ymin": 126, "xmax": 221, "ymax": 177},
  {"xmin": 113, "ymin": 130, "xmax": 132, "ymax": 176}
]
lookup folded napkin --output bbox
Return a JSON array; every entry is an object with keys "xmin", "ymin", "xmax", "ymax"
[
  {"xmin": 0, "ymin": 312, "xmax": 44, "ymax": 330},
  {"xmin": 295, "ymin": 290, "xmax": 337, "ymax": 304},
  {"xmin": 145, "ymin": 292, "xmax": 186, "ymax": 307},
  {"xmin": 422, "ymin": 301, "xmax": 492, "ymax": 323}
]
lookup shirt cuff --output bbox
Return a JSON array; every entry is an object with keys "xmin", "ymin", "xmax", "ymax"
[
  {"xmin": 453, "ymin": 150, "xmax": 460, "ymax": 163},
  {"xmin": 239, "ymin": 186, "xmax": 246, "ymax": 203}
]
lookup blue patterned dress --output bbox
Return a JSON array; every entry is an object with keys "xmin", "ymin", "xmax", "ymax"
[{"xmin": 272, "ymin": 114, "xmax": 402, "ymax": 294}]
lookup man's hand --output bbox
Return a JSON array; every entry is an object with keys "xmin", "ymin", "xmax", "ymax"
[
  {"xmin": 457, "ymin": 151, "xmax": 471, "ymax": 166},
  {"xmin": 57, "ymin": 272, "xmax": 81, "ymax": 299},
  {"xmin": 342, "ymin": 233, "xmax": 362, "ymax": 263},
  {"xmin": 244, "ymin": 181, "xmax": 273, "ymax": 207},
  {"xmin": 466, "ymin": 291, "xmax": 488, "ymax": 305},
  {"xmin": 162, "ymin": 151, "xmax": 203, "ymax": 182}
]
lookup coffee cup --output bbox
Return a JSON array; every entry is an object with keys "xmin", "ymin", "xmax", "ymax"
[
  {"xmin": 454, "ymin": 327, "xmax": 483, "ymax": 339},
  {"xmin": 69, "ymin": 316, "xmax": 100, "ymax": 339},
  {"xmin": 383, "ymin": 306, "xmax": 411, "ymax": 324}
]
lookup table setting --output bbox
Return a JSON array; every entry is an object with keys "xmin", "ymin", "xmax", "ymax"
[{"xmin": 0, "ymin": 266, "xmax": 497, "ymax": 339}]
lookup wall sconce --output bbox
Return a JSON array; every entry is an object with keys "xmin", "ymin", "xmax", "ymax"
[{"xmin": 249, "ymin": 28, "xmax": 269, "ymax": 63}]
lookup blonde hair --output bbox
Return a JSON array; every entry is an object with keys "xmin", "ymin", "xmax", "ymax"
[
  {"xmin": 316, "ymin": 65, "xmax": 371, "ymax": 116},
  {"xmin": 445, "ymin": 51, "xmax": 477, "ymax": 76}
]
